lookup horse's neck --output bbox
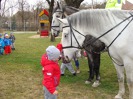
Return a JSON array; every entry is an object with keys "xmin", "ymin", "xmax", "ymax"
[{"xmin": 80, "ymin": 10, "xmax": 130, "ymax": 46}]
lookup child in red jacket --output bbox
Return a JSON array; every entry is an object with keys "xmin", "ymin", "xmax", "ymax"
[
  {"xmin": 3, "ymin": 34, "xmax": 12, "ymax": 55},
  {"xmin": 41, "ymin": 45, "xmax": 61, "ymax": 99}
]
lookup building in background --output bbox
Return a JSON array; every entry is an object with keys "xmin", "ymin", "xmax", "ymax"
[
  {"xmin": 122, "ymin": 0, "xmax": 133, "ymax": 10},
  {"xmin": 105, "ymin": 0, "xmax": 133, "ymax": 10}
]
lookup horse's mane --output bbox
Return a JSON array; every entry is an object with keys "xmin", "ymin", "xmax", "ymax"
[
  {"xmin": 63, "ymin": 6, "xmax": 79, "ymax": 15},
  {"xmin": 67, "ymin": 9, "xmax": 132, "ymax": 33},
  {"xmin": 53, "ymin": 3, "xmax": 79, "ymax": 15}
]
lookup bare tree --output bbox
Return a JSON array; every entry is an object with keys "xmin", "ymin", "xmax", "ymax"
[
  {"xmin": 31, "ymin": 1, "xmax": 48, "ymax": 31},
  {"xmin": 46, "ymin": 0, "xmax": 55, "ymax": 42},
  {"xmin": 46, "ymin": 0, "xmax": 55, "ymax": 25},
  {"xmin": 0, "ymin": 0, "xmax": 2, "ymax": 9},
  {"xmin": 92, "ymin": 0, "xmax": 94, "ymax": 9},
  {"xmin": 64, "ymin": 0, "xmax": 84, "ymax": 8},
  {"xmin": 31, "ymin": 5, "xmax": 40, "ymax": 30},
  {"xmin": 17, "ymin": 0, "xmax": 30, "ymax": 31},
  {"xmin": 0, "ymin": 0, "xmax": 18, "ymax": 30}
]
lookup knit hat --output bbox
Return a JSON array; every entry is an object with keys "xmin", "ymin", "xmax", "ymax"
[{"xmin": 46, "ymin": 45, "xmax": 60, "ymax": 60}]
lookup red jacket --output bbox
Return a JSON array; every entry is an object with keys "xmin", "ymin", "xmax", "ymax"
[{"xmin": 41, "ymin": 54, "xmax": 61, "ymax": 94}]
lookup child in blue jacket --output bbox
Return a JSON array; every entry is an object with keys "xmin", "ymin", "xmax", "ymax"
[
  {"xmin": 0, "ymin": 33, "xmax": 5, "ymax": 55},
  {"xmin": 9, "ymin": 33, "xmax": 16, "ymax": 50},
  {"xmin": 3, "ymin": 34, "xmax": 12, "ymax": 55}
]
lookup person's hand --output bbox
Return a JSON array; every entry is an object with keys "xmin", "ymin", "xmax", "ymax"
[
  {"xmin": 58, "ymin": 56, "xmax": 61, "ymax": 61},
  {"xmin": 53, "ymin": 90, "xmax": 58, "ymax": 95}
]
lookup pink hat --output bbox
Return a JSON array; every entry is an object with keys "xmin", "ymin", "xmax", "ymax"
[{"xmin": 5, "ymin": 34, "xmax": 9, "ymax": 37}]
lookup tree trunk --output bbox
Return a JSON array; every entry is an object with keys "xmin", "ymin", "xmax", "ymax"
[
  {"xmin": 46, "ymin": 0, "xmax": 55, "ymax": 42},
  {"xmin": 0, "ymin": 0, "xmax": 2, "ymax": 9}
]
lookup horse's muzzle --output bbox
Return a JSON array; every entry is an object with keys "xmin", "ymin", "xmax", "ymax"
[{"xmin": 54, "ymin": 31, "xmax": 60, "ymax": 37}]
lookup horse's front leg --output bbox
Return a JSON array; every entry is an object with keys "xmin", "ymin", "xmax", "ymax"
[
  {"xmin": 114, "ymin": 64, "xmax": 125, "ymax": 99},
  {"xmin": 92, "ymin": 53, "xmax": 101, "ymax": 87},
  {"xmin": 85, "ymin": 52, "xmax": 95, "ymax": 84},
  {"xmin": 127, "ymin": 76, "xmax": 133, "ymax": 99}
]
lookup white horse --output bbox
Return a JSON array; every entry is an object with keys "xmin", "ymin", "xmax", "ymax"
[
  {"xmin": 51, "ymin": 2, "xmax": 107, "ymax": 87},
  {"xmin": 51, "ymin": 1, "xmax": 79, "ymax": 37},
  {"xmin": 58, "ymin": 9, "xmax": 133, "ymax": 99},
  {"xmin": 51, "ymin": 4, "xmax": 63, "ymax": 37}
]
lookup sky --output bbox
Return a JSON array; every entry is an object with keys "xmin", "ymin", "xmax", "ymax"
[
  {"xmin": 28, "ymin": 0, "xmax": 105, "ymax": 5},
  {"xmin": 2, "ymin": 0, "xmax": 133, "ymax": 15},
  {"xmin": 3, "ymin": 0, "xmax": 133, "ymax": 6},
  {"xmin": 82, "ymin": 0, "xmax": 106, "ymax": 4},
  {"xmin": 26, "ymin": 0, "xmax": 42, "ymax": 5},
  {"xmin": 25, "ymin": 0, "xmax": 133, "ymax": 5}
]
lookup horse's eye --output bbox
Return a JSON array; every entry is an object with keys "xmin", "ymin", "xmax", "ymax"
[{"xmin": 64, "ymin": 34, "xmax": 68, "ymax": 38}]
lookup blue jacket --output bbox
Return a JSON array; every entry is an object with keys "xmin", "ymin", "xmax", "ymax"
[
  {"xmin": 0, "ymin": 38, "xmax": 5, "ymax": 48},
  {"xmin": 3, "ymin": 38, "xmax": 11, "ymax": 46}
]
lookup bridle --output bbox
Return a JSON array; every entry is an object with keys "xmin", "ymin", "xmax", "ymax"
[
  {"xmin": 51, "ymin": 5, "xmax": 79, "ymax": 36},
  {"xmin": 51, "ymin": 10, "xmax": 65, "ymax": 33},
  {"xmin": 62, "ymin": 19, "xmax": 85, "ymax": 49},
  {"xmin": 62, "ymin": 13, "xmax": 133, "ymax": 66}
]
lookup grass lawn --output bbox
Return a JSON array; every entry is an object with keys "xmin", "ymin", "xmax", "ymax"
[{"xmin": 0, "ymin": 33, "xmax": 129, "ymax": 99}]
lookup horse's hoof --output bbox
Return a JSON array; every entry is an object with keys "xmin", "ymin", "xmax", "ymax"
[
  {"xmin": 97, "ymin": 76, "xmax": 100, "ymax": 80},
  {"xmin": 115, "ymin": 94, "xmax": 123, "ymax": 99},
  {"xmin": 85, "ymin": 80, "xmax": 92, "ymax": 84},
  {"xmin": 92, "ymin": 81, "xmax": 100, "ymax": 87},
  {"xmin": 76, "ymin": 70, "xmax": 80, "ymax": 74}
]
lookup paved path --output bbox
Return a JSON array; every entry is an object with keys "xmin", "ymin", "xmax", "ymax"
[{"xmin": 13, "ymin": 31, "xmax": 37, "ymax": 34}]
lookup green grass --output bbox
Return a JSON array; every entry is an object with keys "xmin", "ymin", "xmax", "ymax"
[{"xmin": 0, "ymin": 33, "xmax": 128, "ymax": 99}]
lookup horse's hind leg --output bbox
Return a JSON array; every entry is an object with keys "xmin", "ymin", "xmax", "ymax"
[
  {"xmin": 124, "ymin": 64, "xmax": 133, "ymax": 99},
  {"xmin": 114, "ymin": 64, "xmax": 125, "ymax": 99}
]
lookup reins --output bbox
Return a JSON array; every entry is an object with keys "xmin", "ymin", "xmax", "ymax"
[
  {"xmin": 62, "ymin": 18, "xmax": 85, "ymax": 49},
  {"xmin": 107, "ymin": 13, "xmax": 133, "ymax": 66},
  {"xmin": 51, "ymin": 9, "xmax": 65, "ymax": 32},
  {"xmin": 90, "ymin": 13, "xmax": 133, "ymax": 48},
  {"xmin": 62, "ymin": 12, "xmax": 133, "ymax": 66},
  {"xmin": 51, "ymin": 6, "xmax": 79, "ymax": 35}
]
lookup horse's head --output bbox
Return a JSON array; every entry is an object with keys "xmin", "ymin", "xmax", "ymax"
[
  {"xmin": 58, "ymin": 18, "xmax": 84, "ymax": 60},
  {"xmin": 51, "ymin": 13, "xmax": 62, "ymax": 37},
  {"xmin": 51, "ymin": 1, "xmax": 64, "ymax": 37},
  {"xmin": 51, "ymin": 1, "xmax": 80, "ymax": 37}
]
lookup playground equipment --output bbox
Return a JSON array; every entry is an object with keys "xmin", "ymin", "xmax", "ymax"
[{"xmin": 39, "ymin": 10, "xmax": 49, "ymax": 37}]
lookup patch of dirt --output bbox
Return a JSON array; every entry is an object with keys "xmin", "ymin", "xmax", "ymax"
[
  {"xmin": 29, "ymin": 35, "xmax": 61, "ymax": 39},
  {"xmin": 29, "ymin": 35, "xmax": 45, "ymax": 38},
  {"xmin": 0, "ymin": 29, "xmax": 4, "ymax": 33}
]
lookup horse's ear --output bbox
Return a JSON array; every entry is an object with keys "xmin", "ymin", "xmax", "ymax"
[
  {"xmin": 57, "ymin": 18, "xmax": 68, "ymax": 25},
  {"xmin": 56, "ymin": 1, "xmax": 60, "ymax": 9},
  {"xmin": 57, "ymin": 1, "xmax": 63, "ymax": 10}
]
